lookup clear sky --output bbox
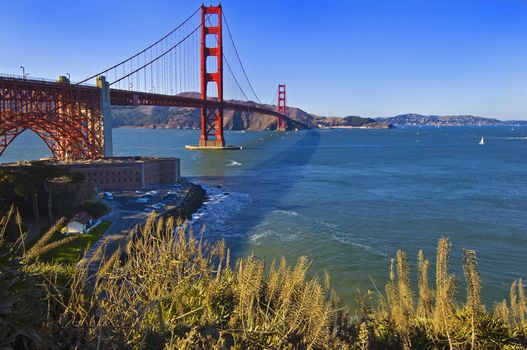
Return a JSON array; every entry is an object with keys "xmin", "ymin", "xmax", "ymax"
[{"xmin": 1, "ymin": 0, "xmax": 527, "ymax": 119}]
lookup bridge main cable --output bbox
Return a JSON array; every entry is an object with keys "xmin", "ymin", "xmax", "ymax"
[
  {"xmin": 76, "ymin": 6, "xmax": 200, "ymax": 85},
  {"xmin": 222, "ymin": 11, "xmax": 262, "ymax": 104},
  {"xmin": 202, "ymin": 14, "xmax": 249, "ymax": 102},
  {"xmin": 0, "ymin": 12, "xmax": 201, "ymax": 127},
  {"xmin": 109, "ymin": 24, "xmax": 200, "ymax": 87}
]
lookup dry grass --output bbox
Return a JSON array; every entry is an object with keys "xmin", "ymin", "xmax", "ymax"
[
  {"xmin": 1, "ymin": 209, "xmax": 527, "ymax": 349},
  {"xmin": 40, "ymin": 214, "xmax": 338, "ymax": 349},
  {"xmin": 417, "ymin": 249, "xmax": 432, "ymax": 319},
  {"xmin": 362, "ymin": 237, "xmax": 527, "ymax": 349}
]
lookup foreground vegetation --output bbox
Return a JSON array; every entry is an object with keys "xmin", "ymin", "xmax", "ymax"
[
  {"xmin": 40, "ymin": 220, "xmax": 111, "ymax": 265},
  {"xmin": 1, "ymin": 208, "xmax": 526, "ymax": 349}
]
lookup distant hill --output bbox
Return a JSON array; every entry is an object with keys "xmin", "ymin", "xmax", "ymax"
[
  {"xmin": 376, "ymin": 114, "xmax": 527, "ymax": 126},
  {"xmin": 111, "ymin": 95, "xmax": 388, "ymax": 130},
  {"xmin": 113, "ymin": 99, "xmax": 527, "ymax": 130}
]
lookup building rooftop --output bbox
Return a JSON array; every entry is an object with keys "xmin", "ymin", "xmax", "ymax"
[
  {"xmin": 71, "ymin": 211, "xmax": 93, "ymax": 225},
  {"xmin": 1, "ymin": 156, "xmax": 178, "ymax": 167}
]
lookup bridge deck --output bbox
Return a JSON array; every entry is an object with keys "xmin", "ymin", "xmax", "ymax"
[{"xmin": 0, "ymin": 76, "xmax": 282, "ymax": 117}]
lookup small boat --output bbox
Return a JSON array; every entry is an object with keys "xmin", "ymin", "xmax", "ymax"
[
  {"xmin": 479, "ymin": 137, "xmax": 485, "ymax": 145},
  {"xmin": 226, "ymin": 160, "xmax": 242, "ymax": 166}
]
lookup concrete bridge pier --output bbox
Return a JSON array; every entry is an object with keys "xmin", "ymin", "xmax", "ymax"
[{"xmin": 97, "ymin": 76, "xmax": 113, "ymax": 157}]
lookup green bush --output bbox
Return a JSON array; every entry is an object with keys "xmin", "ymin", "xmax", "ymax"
[
  {"xmin": 79, "ymin": 200, "xmax": 108, "ymax": 218},
  {"xmin": 68, "ymin": 170, "xmax": 85, "ymax": 182}
]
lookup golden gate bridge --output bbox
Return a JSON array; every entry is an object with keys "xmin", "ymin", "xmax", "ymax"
[{"xmin": 0, "ymin": 4, "xmax": 288, "ymax": 160}]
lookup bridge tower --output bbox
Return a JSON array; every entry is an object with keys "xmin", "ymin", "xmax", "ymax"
[
  {"xmin": 199, "ymin": 4, "xmax": 224, "ymax": 148},
  {"xmin": 97, "ymin": 76, "xmax": 113, "ymax": 157},
  {"xmin": 277, "ymin": 84, "xmax": 287, "ymax": 130}
]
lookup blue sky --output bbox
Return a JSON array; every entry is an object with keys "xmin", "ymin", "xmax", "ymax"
[{"xmin": 1, "ymin": 0, "xmax": 527, "ymax": 119}]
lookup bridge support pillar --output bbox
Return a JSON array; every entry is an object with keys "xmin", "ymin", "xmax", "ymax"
[
  {"xmin": 186, "ymin": 4, "xmax": 241, "ymax": 151},
  {"xmin": 97, "ymin": 76, "xmax": 113, "ymax": 157},
  {"xmin": 277, "ymin": 84, "xmax": 287, "ymax": 131},
  {"xmin": 200, "ymin": 4, "xmax": 224, "ymax": 147}
]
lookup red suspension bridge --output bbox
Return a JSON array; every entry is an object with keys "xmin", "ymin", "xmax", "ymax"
[{"xmin": 0, "ymin": 4, "xmax": 288, "ymax": 160}]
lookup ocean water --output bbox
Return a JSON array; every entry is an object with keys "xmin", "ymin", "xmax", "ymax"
[{"xmin": 2, "ymin": 126, "xmax": 527, "ymax": 305}]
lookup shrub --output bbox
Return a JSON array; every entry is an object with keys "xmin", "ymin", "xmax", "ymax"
[
  {"xmin": 78, "ymin": 200, "xmax": 108, "ymax": 218},
  {"xmin": 68, "ymin": 171, "xmax": 85, "ymax": 183}
]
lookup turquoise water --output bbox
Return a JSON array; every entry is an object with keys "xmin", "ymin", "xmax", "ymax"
[{"xmin": 2, "ymin": 126, "xmax": 527, "ymax": 305}]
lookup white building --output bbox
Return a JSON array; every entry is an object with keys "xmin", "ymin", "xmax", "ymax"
[{"xmin": 65, "ymin": 211, "xmax": 95, "ymax": 234}]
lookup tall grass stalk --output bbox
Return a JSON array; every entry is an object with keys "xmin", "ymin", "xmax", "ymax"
[
  {"xmin": 417, "ymin": 249, "xmax": 432, "ymax": 319},
  {"xmin": 2, "ymin": 210, "xmax": 527, "ymax": 349}
]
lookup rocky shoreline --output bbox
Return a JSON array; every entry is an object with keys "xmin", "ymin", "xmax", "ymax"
[{"xmin": 165, "ymin": 180, "xmax": 207, "ymax": 221}]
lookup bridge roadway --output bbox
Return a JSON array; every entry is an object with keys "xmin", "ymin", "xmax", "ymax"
[
  {"xmin": 1, "ymin": 75, "xmax": 292, "ymax": 159},
  {"xmin": 0, "ymin": 75, "xmax": 284, "ymax": 118}
]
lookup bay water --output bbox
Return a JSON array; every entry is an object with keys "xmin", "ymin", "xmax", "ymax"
[{"xmin": 2, "ymin": 126, "xmax": 526, "ymax": 306}]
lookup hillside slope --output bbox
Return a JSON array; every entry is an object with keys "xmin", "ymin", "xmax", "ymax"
[
  {"xmin": 376, "ymin": 113, "xmax": 527, "ymax": 126},
  {"xmin": 110, "ymin": 96, "xmax": 386, "ymax": 130}
]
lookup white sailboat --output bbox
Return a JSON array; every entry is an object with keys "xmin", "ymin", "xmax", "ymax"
[{"xmin": 479, "ymin": 137, "xmax": 485, "ymax": 145}]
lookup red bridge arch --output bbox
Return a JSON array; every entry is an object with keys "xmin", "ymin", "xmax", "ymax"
[{"xmin": 0, "ymin": 76, "xmax": 105, "ymax": 160}]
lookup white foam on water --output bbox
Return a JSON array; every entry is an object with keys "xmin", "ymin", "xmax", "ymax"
[
  {"xmin": 314, "ymin": 218, "xmax": 340, "ymax": 229},
  {"xmin": 331, "ymin": 233, "xmax": 389, "ymax": 258},
  {"xmin": 191, "ymin": 211, "xmax": 205, "ymax": 221},
  {"xmin": 254, "ymin": 222, "xmax": 270, "ymax": 228},
  {"xmin": 187, "ymin": 185, "xmax": 385, "ymax": 257},
  {"xmin": 226, "ymin": 160, "xmax": 243, "ymax": 166},
  {"xmin": 249, "ymin": 227, "xmax": 299, "ymax": 245},
  {"xmin": 188, "ymin": 182, "xmax": 251, "ymax": 239},
  {"xmin": 273, "ymin": 209, "xmax": 299, "ymax": 217},
  {"xmin": 280, "ymin": 230, "xmax": 299, "ymax": 242},
  {"xmin": 249, "ymin": 229, "xmax": 276, "ymax": 245},
  {"xmin": 500, "ymin": 136, "xmax": 527, "ymax": 140}
]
